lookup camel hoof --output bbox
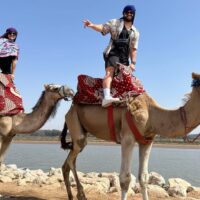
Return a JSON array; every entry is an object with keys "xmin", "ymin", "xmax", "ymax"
[
  {"xmin": 77, "ymin": 193, "xmax": 87, "ymax": 200},
  {"xmin": 67, "ymin": 193, "xmax": 73, "ymax": 200}
]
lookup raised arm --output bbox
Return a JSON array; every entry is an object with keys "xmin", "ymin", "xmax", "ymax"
[{"xmin": 83, "ymin": 19, "xmax": 103, "ymax": 32}]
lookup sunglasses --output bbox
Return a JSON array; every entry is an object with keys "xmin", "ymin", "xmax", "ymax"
[
  {"xmin": 8, "ymin": 32, "xmax": 17, "ymax": 36},
  {"xmin": 125, "ymin": 11, "xmax": 134, "ymax": 15}
]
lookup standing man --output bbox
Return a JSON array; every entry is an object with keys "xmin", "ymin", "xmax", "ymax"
[{"xmin": 83, "ymin": 5, "xmax": 139, "ymax": 107}]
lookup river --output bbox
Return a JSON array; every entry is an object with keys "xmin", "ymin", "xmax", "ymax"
[{"xmin": 4, "ymin": 143, "xmax": 200, "ymax": 186}]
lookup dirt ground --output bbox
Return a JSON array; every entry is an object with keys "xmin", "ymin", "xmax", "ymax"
[{"xmin": 1, "ymin": 183, "xmax": 200, "ymax": 200}]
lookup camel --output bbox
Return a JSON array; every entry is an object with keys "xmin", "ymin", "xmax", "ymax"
[
  {"xmin": 0, "ymin": 84, "xmax": 74, "ymax": 166},
  {"xmin": 60, "ymin": 72, "xmax": 200, "ymax": 200}
]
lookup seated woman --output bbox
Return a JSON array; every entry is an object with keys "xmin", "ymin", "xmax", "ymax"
[{"xmin": 0, "ymin": 27, "xmax": 19, "ymax": 80}]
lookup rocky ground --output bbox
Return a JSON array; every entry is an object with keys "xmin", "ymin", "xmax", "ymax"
[{"xmin": 0, "ymin": 164, "xmax": 200, "ymax": 200}]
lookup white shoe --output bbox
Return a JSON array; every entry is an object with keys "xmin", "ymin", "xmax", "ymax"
[{"xmin": 102, "ymin": 97, "xmax": 120, "ymax": 107}]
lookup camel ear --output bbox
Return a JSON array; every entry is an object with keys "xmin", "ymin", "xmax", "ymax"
[
  {"xmin": 44, "ymin": 84, "xmax": 49, "ymax": 90},
  {"xmin": 192, "ymin": 72, "xmax": 200, "ymax": 79}
]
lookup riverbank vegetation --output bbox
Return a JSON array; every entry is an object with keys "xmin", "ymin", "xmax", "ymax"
[{"xmin": 13, "ymin": 129, "xmax": 200, "ymax": 145}]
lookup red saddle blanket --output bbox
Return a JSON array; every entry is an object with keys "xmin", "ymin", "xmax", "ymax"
[
  {"xmin": 73, "ymin": 64, "xmax": 145, "ymax": 105},
  {"xmin": 0, "ymin": 73, "xmax": 24, "ymax": 115}
]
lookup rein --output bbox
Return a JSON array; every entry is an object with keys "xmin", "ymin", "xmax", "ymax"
[
  {"xmin": 107, "ymin": 105, "xmax": 117, "ymax": 141},
  {"xmin": 179, "ymin": 106, "xmax": 200, "ymax": 143}
]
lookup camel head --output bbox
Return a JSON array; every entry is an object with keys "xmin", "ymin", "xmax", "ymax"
[
  {"xmin": 192, "ymin": 72, "xmax": 200, "ymax": 85},
  {"xmin": 44, "ymin": 84, "xmax": 74, "ymax": 100}
]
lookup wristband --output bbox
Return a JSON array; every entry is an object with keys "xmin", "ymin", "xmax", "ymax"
[{"xmin": 131, "ymin": 61, "xmax": 136, "ymax": 65}]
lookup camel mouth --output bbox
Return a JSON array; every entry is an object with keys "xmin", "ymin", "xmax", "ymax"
[{"xmin": 58, "ymin": 85, "xmax": 74, "ymax": 100}]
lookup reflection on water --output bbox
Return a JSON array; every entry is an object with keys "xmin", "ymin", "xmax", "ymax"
[{"xmin": 5, "ymin": 143, "xmax": 200, "ymax": 186}]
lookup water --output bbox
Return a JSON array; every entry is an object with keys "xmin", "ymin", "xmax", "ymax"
[{"xmin": 4, "ymin": 143, "xmax": 200, "ymax": 187}]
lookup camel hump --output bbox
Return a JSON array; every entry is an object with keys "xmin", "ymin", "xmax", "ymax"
[{"xmin": 192, "ymin": 72, "xmax": 200, "ymax": 79}]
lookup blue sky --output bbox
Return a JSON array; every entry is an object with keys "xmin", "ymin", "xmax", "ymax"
[{"xmin": 1, "ymin": 0, "xmax": 200, "ymax": 133}]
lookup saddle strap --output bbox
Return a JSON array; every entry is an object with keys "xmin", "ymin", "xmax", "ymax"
[
  {"xmin": 125, "ymin": 111, "xmax": 152, "ymax": 145},
  {"xmin": 107, "ymin": 105, "xmax": 117, "ymax": 142}
]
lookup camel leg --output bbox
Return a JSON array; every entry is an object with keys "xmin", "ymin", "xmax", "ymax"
[
  {"xmin": 62, "ymin": 140, "xmax": 87, "ymax": 200},
  {"xmin": 62, "ymin": 155, "xmax": 73, "ymax": 200},
  {"xmin": 0, "ymin": 135, "xmax": 14, "ymax": 167},
  {"xmin": 119, "ymin": 136, "xmax": 135, "ymax": 200},
  {"xmin": 138, "ymin": 142, "xmax": 153, "ymax": 200}
]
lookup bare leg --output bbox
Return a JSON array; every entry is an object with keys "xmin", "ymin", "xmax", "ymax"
[
  {"xmin": 138, "ymin": 142, "xmax": 153, "ymax": 200},
  {"xmin": 103, "ymin": 66, "xmax": 115, "ymax": 89},
  {"xmin": 0, "ymin": 135, "xmax": 14, "ymax": 167},
  {"xmin": 120, "ymin": 135, "xmax": 135, "ymax": 200}
]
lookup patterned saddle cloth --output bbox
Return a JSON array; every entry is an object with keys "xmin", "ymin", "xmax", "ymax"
[
  {"xmin": 0, "ymin": 73, "xmax": 24, "ymax": 115},
  {"xmin": 73, "ymin": 64, "xmax": 145, "ymax": 105}
]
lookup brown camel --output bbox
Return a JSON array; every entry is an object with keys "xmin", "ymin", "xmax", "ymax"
[
  {"xmin": 0, "ymin": 84, "xmax": 74, "ymax": 166},
  {"xmin": 60, "ymin": 72, "xmax": 200, "ymax": 200}
]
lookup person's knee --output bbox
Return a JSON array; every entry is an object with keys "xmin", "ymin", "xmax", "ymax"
[
  {"xmin": 105, "ymin": 67, "xmax": 115, "ymax": 76},
  {"xmin": 103, "ymin": 73, "xmax": 112, "ymax": 80}
]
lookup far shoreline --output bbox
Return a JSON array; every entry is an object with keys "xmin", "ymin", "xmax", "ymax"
[{"xmin": 12, "ymin": 139, "xmax": 200, "ymax": 149}]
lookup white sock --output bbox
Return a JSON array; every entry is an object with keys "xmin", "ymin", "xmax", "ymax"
[{"xmin": 103, "ymin": 88, "xmax": 111, "ymax": 99}]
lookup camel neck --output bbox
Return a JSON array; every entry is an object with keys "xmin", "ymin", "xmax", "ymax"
[
  {"xmin": 150, "ymin": 96, "xmax": 200, "ymax": 138},
  {"xmin": 12, "ymin": 92, "xmax": 59, "ymax": 133}
]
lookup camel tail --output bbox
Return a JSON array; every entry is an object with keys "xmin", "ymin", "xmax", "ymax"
[{"xmin": 60, "ymin": 123, "xmax": 73, "ymax": 150}]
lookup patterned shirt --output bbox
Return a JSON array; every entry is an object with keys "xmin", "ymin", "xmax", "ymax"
[
  {"xmin": 0, "ymin": 38, "xmax": 19, "ymax": 58},
  {"xmin": 101, "ymin": 18, "xmax": 139, "ymax": 56}
]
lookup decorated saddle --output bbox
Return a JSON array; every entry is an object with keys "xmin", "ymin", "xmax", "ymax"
[
  {"xmin": 0, "ymin": 73, "xmax": 24, "ymax": 115},
  {"xmin": 73, "ymin": 64, "xmax": 145, "ymax": 105}
]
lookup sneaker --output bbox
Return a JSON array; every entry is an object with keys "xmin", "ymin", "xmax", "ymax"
[{"xmin": 102, "ymin": 97, "xmax": 120, "ymax": 107}]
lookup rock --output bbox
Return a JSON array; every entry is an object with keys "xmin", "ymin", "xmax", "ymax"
[
  {"xmin": 168, "ymin": 178, "xmax": 192, "ymax": 197},
  {"xmin": 48, "ymin": 167, "xmax": 62, "ymax": 176},
  {"xmin": 148, "ymin": 171, "xmax": 166, "ymax": 187},
  {"xmin": 77, "ymin": 171, "xmax": 86, "ymax": 178},
  {"xmin": 109, "ymin": 186, "xmax": 118, "ymax": 193},
  {"xmin": 23, "ymin": 171, "xmax": 36, "ymax": 182},
  {"xmin": 0, "ymin": 175, "xmax": 12, "ymax": 183},
  {"xmin": 7, "ymin": 164, "xmax": 17, "ymax": 170},
  {"xmin": 168, "ymin": 178, "xmax": 191, "ymax": 189},
  {"xmin": 86, "ymin": 172, "xmax": 100, "ymax": 178},
  {"xmin": 168, "ymin": 185, "xmax": 187, "ymax": 197},
  {"xmin": 33, "ymin": 176, "xmax": 48, "ymax": 185},
  {"xmin": 148, "ymin": 184, "xmax": 169, "ymax": 198},
  {"xmin": 187, "ymin": 186, "xmax": 196, "ymax": 193},
  {"xmin": 1, "ymin": 164, "xmax": 200, "ymax": 198},
  {"xmin": 46, "ymin": 176, "xmax": 59, "ymax": 185},
  {"xmin": 133, "ymin": 183, "xmax": 141, "ymax": 193},
  {"xmin": 99, "ymin": 172, "xmax": 120, "ymax": 191},
  {"xmin": 17, "ymin": 179, "xmax": 27, "ymax": 186},
  {"xmin": 129, "ymin": 174, "xmax": 137, "ymax": 189},
  {"xmin": 30, "ymin": 169, "xmax": 45, "ymax": 177},
  {"xmin": 0, "ymin": 164, "xmax": 6, "ymax": 171},
  {"xmin": 3, "ymin": 170, "xmax": 16, "ymax": 179}
]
